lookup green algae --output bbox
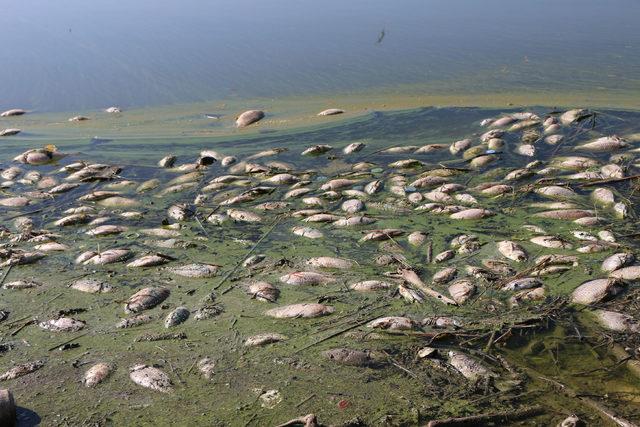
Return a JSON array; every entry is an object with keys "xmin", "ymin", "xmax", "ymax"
[{"xmin": 1, "ymin": 107, "xmax": 640, "ymax": 425}]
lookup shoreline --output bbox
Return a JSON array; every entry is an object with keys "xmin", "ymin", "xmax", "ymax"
[{"xmin": 1, "ymin": 87, "xmax": 639, "ymax": 141}]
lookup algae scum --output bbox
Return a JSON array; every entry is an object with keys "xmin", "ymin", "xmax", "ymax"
[{"xmin": 1, "ymin": 107, "xmax": 640, "ymax": 426}]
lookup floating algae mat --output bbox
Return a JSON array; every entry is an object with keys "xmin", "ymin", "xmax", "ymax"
[{"xmin": 2, "ymin": 107, "xmax": 640, "ymax": 426}]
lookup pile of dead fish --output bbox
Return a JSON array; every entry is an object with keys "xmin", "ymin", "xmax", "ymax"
[{"xmin": 1, "ymin": 105, "xmax": 639, "ymax": 425}]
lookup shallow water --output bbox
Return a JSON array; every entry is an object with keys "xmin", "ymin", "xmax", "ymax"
[{"xmin": 1, "ymin": 107, "xmax": 640, "ymax": 425}]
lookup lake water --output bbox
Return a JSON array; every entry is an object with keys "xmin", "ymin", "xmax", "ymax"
[
  {"xmin": 2, "ymin": 0, "xmax": 639, "ymax": 113},
  {"xmin": 2, "ymin": 2, "xmax": 640, "ymax": 426}
]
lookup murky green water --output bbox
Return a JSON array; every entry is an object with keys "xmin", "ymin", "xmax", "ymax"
[
  {"xmin": 1, "ymin": 1, "xmax": 640, "ymax": 425},
  {"xmin": 1, "ymin": 107, "xmax": 640, "ymax": 426}
]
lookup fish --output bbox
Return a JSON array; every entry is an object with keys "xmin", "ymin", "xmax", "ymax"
[
  {"xmin": 129, "ymin": 365, "xmax": 173, "ymax": 393},
  {"xmin": 236, "ymin": 110, "xmax": 265, "ymax": 127},
  {"xmin": 265, "ymin": 303, "xmax": 334, "ymax": 319}
]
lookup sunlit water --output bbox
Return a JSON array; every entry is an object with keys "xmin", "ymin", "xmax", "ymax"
[{"xmin": 1, "ymin": 0, "xmax": 639, "ymax": 112}]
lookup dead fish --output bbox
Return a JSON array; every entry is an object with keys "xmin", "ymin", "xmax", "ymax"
[
  {"xmin": 83, "ymin": 363, "xmax": 113, "ymax": 387},
  {"xmin": 265, "ymin": 303, "xmax": 334, "ymax": 319},
  {"xmin": 602, "ymin": 253, "xmax": 635, "ymax": 272},
  {"xmin": 364, "ymin": 180, "xmax": 383, "ymax": 194},
  {"xmin": 610, "ymin": 266, "xmax": 640, "ymax": 281},
  {"xmin": 614, "ymin": 202, "xmax": 628, "ymax": 218},
  {"xmin": 0, "ymin": 197, "xmax": 29, "ymax": 207},
  {"xmin": 535, "ymin": 186, "xmax": 577, "ymax": 199},
  {"xmin": 3, "ymin": 280, "xmax": 42, "ymax": 290},
  {"xmin": 248, "ymin": 282, "xmax": 280, "ymax": 302},
  {"xmin": 433, "ymin": 267, "xmax": 457, "ymax": 284},
  {"xmin": 333, "ymin": 216, "xmax": 375, "ymax": 227},
  {"xmin": 349, "ymin": 280, "xmax": 393, "ymax": 292},
  {"xmin": 124, "ymin": 287, "xmax": 170, "ymax": 313},
  {"xmin": 343, "ymin": 142, "xmax": 365, "ymax": 154},
  {"xmin": 227, "ymin": 209, "xmax": 262, "ymax": 223},
  {"xmin": 193, "ymin": 305, "xmax": 223, "ymax": 321},
  {"xmin": 285, "ymin": 188, "xmax": 313, "ymax": 199},
  {"xmin": 140, "ymin": 228, "xmax": 181, "ymax": 238},
  {"xmin": 221, "ymin": 156, "xmax": 237, "ymax": 166},
  {"xmin": 280, "ymin": 271, "xmax": 334, "ymax": 285},
  {"xmin": 571, "ymin": 278, "xmax": 624, "ymax": 305},
  {"xmin": 592, "ymin": 188, "xmax": 615, "ymax": 205},
  {"xmin": 196, "ymin": 358, "xmax": 216, "ymax": 380},
  {"xmin": 388, "ymin": 159, "xmax": 425, "ymax": 169},
  {"xmin": 367, "ymin": 316, "xmax": 417, "ymax": 331},
  {"xmin": 552, "ymin": 156, "xmax": 600, "ymax": 170},
  {"xmin": 321, "ymin": 178, "xmax": 358, "ymax": 191},
  {"xmin": 302, "ymin": 144, "xmax": 333, "ymax": 156},
  {"xmin": 97, "ymin": 197, "xmax": 139, "ymax": 208},
  {"xmin": 243, "ymin": 254, "xmax": 266, "ymax": 268},
  {"xmin": 317, "ymin": 108, "xmax": 344, "ymax": 116},
  {"xmin": 129, "ymin": 364, "xmax": 173, "ymax": 393},
  {"xmin": 497, "ymin": 241, "xmax": 528, "ymax": 262},
  {"xmin": 158, "ymin": 155, "xmax": 177, "ymax": 168},
  {"xmin": 0, "ymin": 109, "xmax": 26, "ymax": 117},
  {"xmin": 0, "ymin": 360, "xmax": 44, "ymax": 381},
  {"xmin": 55, "ymin": 213, "xmax": 92, "ymax": 227},
  {"xmin": 501, "ymin": 277, "xmax": 542, "ymax": 291},
  {"xmin": 127, "ymin": 254, "xmax": 171, "ymax": 268},
  {"xmin": 0, "ymin": 129, "xmax": 21, "ymax": 137},
  {"xmin": 449, "ymin": 208, "xmax": 493, "ymax": 220},
  {"xmin": 244, "ymin": 333, "xmax": 288, "ymax": 347},
  {"xmin": 83, "ymin": 249, "xmax": 131, "ymax": 265},
  {"xmin": 305, "ymin": 257, "xmax": 353, "ymax": 269},
  {"xmin": 164, "ymin": 307, "xmax": 190, "ymax": 328},
  {"xmin": 447, "ymin": 350, "xmax": 492, "ymax": 381},
  {"xmin": 236, "ymin": 110, "xmax": 265, "ymax": 127},
  {"xmin": 509, "ymin": 286, "xmax": 546, "ymax": 306},
  {"xmin": 398, "ymin": 284, "xmax": 425, "ymax": 303},
  {"xmin": 39, "ymin": 317, "xmax": 85, "ymax": 332},
  {"xmin": 34, "ymin": 242, "xmax": 69, "ymax": 252},
  {"xmin": 448, "ymin": 280, "xmax": 475, "ymax": 304},
  {"xmin": 341, "ymin": 199, "xmax": 364, "ymax": 214},
  {"xmin": 530, "ymin": 236, "xmax": 572, "ymax": 249},
  {"xmin": 322, "ymin": 348, "xmax": 376, "ymax": 367},
  {"xmin": 68, "ymin": 115, "xmax": 89, "ymax": 122},
  {"xmin": 593, "ymin": 310, "xmax": 639, "ymax": 332},
  {"xmin": 0, "ymin": 252, "xmax": 46, "ymax": 267},
  {"xmin": 303, "ymin": 213, "xmax": 341, "ymax": 223},
  {"xmin": 534, "ymin": 209, "xmax": 594, "ymax": 220},
  {"xmin": 48, "ymin": 183, "xmax": 81, "ymax": 194},
  {"xmin": 70, "ymin": 278, "xmax": 112, "ymax": 293},
  {"xmin": 576, "ymin": 135, "xmax": 627, "ymax": 152},
  {"xmin": 450, "ymin": 139, "xmax": 472, "ymax": 155},
  {"xmin": 407, "ymin": 231, "xmax": 428, "ymax": 247},
  {"xmin": 168, "ymin": 263, "xmax": 219, "ymax": 278},
  {"xmin": 264, "ymin": 173, "xmax": 299, "ymax": 185},
  {"xmin": 292, "ymin": 226, "xmax": 323, "ymax": 239},
  {"xmin": 116, "ymin": 314, "xmax": 153, "ymax": 329},
  {"xmin": 166, "ymin": 204, "xmax": 192, "ymax": 222},
  {"xmin": 560, "ymin": 108, "xmax": 588, "ymax": 125},
  {"xmin": 535, "ymin": 254, "xmax": 578, "ymax": 266},
  {"xmin": 360, "ymin": 229, "xmax": 403, "ymax": 242}
]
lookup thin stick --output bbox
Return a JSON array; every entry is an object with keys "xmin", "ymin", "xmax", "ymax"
[
  {"xmin": 0, "ymin": 264, "xmax": 13, "ymax": 287},
  {"xmin": 293, "ymin": 314, "xmax": 380, "ymax": 354},
  {"xmin": 216, "ymin": 215, "xmax": 283, "ymax": 293},
  {"xmin": 48, "ymin": 332, "xmax": 88, "ymax": 351},
  {"xmin": 426, "ymin": 405, "xmax": 544, "ymax": 427},
  {"xmin": 295, "ymin": 393, "xmax": 316, "ymax": 408}
]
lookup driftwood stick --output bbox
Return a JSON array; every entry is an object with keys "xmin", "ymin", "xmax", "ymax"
[
  {"xmin": 216, "ymin": 215, "xmax": 283, "ymax": 293},
  {"xmin": 426, "ymin": 405, "xmax": 544, "ymax": 427}
]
